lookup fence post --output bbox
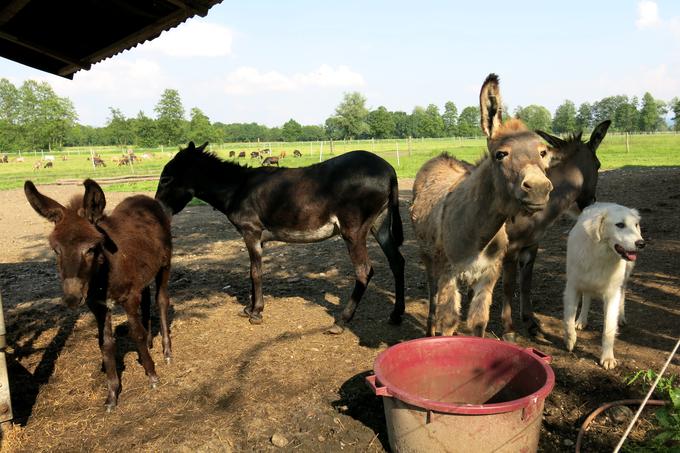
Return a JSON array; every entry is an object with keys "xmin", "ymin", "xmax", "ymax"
[
  {"xmin": 396, "ymin": 141, "xmax": 400, "ymax": 167},
  {"xmin": 0, "ymin": 291, "xmax": 14, "ymax": 427},
  {"xmin": 319, "ymin": 141, "xmax": 324, "ymax": 162},
  {"xmin": 408, "ymin": 136, "xmax": 412, "ymax": 157},
  {"xmin": 625, "ymin": 132, "xmax": 630, "ymax": 153}
]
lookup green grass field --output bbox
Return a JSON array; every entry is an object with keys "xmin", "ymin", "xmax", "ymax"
[{"xmin": 1, "ymin": 133, "xmax": 678, "ymax": 192}]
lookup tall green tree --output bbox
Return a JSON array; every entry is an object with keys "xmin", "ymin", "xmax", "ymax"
[
  {"xmin": 576, "ymin": 102, "xmax": 593, "ymax": 131},
  {"xmin": 188, "ymin": 107, "xmax": 217, "ymax": 144},
  {"xmin": 154, "ymin": 88, "xmax": 185, "ymax": 146},
  {"xmin": 457, "ymin": 106, "xmax": 481, "ymax": 137},
  {"xmin": 442, "ymin": 101, "xmax": 458, "ymax": 136},
  {"xmin": 330, "ymin": 92, "xmax": 369, "ymax": 139},
  {"xmin": 17, "ymin": 80, "xmax": 76, "ymax": 150},
  {"xmin": 392, "ymin": 111, "xmax": 412, "ymax": 138},
  {"xmin": 367, "ymin": 106, "xmax": 396, "ymax": 138},
  {"xmin": 592, "ymin": 96, "xmax": 628, "ymax": 125},
  {"xmin": 281, "ymin": 118, "xmax": 303, "ymax": 141},
  {"xmin": 0, "ymin": 78, "xmax": 20, "ymax": 149},
  {"xmin": 638, "ymin": 92, "xmax": 666, "ymax": 132},
  {"xmin": 671, "ymin": 97, "xmax": 680, "ymax": 132},
  {"xmin": 300, "ymin": 125, "xmax": 326, "ymax": 141},
  {"xmin": 515, "ymin": 105, "xmax": 552, "ymax": 131},
  {"xmin": 106, "ymin": 107, "xmax": 134, "ymax": 146},
  {"xmin": 552, "ymin": 100, "xmax": 577, "ymax": 134},
  {"xmin": 132, "ymin": 111, "xmax": 158, "ymax": 147},
  {"xmin": 613, "ymin": 97, "xmax": 639, "ymax": 132}
]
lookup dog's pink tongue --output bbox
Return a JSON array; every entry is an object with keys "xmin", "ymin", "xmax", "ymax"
[{"xmin": 625, "ymin": 251, "xmax": 638, "ymax": 261}]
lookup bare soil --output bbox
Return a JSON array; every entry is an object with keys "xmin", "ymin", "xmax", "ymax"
[{"xmin": 0, "ymin": 167, "xmax": 678, "ymax": 452}]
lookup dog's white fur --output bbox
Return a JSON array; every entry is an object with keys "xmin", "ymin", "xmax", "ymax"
[{"xmin": 563, "ymin": 202, "xmax": 643, "ymax": 369}]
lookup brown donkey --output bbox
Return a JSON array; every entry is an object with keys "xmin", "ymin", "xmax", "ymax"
[
  {"xmin": 410, "ymin": 74, "xmax": 553, "ymax": 337},
  {"xmin": 24, "ymin": 179, "xmax": 173, "ymax": 411}
]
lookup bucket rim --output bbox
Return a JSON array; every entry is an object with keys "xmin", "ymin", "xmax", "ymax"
[{"xmin": 372, "ymin": 336, "xmax": 555, "ymax": 415}]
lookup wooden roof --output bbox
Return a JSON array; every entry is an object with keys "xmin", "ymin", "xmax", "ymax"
[{"xmin": 0, "ymin": 0, "xmax": 223, "ymax": 79}]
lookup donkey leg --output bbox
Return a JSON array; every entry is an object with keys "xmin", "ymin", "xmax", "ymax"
[
  {"xmin": 88, "ymin": 300, "xmax": 119, "ymax": 411},
  {"xmin": 329, "ymin": 232, "xmax": 373, "ymax": 334},
  {"xmin": 436, "ymin": 274, "xmax": 460, "ymax": 336},
  {"xmin": 241, "ymin": 232, "xmax": 265, "ymax": 324},
  {"xmin": 467, "ymin": 267, "xmax": 499, "ymax": 337},
  {"xmin": 155, "ymin": 265, "xmax": 173, "ymax": 363},
  {"xmin": 519, "ymin": 245, "xmax": 543, "ymax": 338},
  {"xmin": 372, "ymin": 216, "xmax": 405, "ymax": 325},
  {"xmin": 501, "ymin": 255, "xmax": 519, "ymax": 342},
  {"xmin": 141, "ymin": 286, "xmax": 152, "ymax": 350},
  {"xmin": 123, "ymin": 294, "xmax": 158, "ymax": 388},
  {"xmin": 424, "ymin": 257, "xmax": 438, "ymax": 336}
]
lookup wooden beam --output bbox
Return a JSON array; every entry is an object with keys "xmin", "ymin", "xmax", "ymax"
[
  {"xmin": 163, "ymin": 0, "xmax": 210, "ymax": 16},
  {"xmin": 0, "ymin": 0, "xmax": 31, "ymax": 26},
  {"xmin": 0, "ymin": 30, "xmax": 90, "ymax": 71}
]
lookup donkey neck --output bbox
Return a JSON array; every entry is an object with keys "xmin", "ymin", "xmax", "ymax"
[
  {"xmin": 190, "ymin": 159, "xmax": 249, "ymax": 213},
  {"xmin": 467, "ymin": 157, "xmax": 515, "ymax": 231}
]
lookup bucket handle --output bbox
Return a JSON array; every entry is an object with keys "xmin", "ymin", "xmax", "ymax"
[
  {"xmin": 366, "ymin": 375, "xmax": 393, "ymax": 397},
  {"xmin": 526, "ymin": 347, "xmax": 552, "ymax": 364}
]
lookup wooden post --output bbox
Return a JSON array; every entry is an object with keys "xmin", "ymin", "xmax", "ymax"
[
  {"xmin": 371, "ymin": 138, "xmax": 375, "ymax": 153},
  {"xmin": 625, "ymin": 132, "xmax": 630, "ymax": 153},
  {"xmin": 90, "ymin": 149, "xmax": 96, "ymax": 170},
  {"xmin": 0, "ymin": 291, "xmax": 14, "ymax": 426},
  {"xmin": 408, "ymin": 136, "xmax": 412, "ymax": 157},
  {"xmin": 310, "ymin": 141, "xmax": 313, "ymax": 156},
  {"xmin": 330, "ymin": 139, "xmax": 334, "ymax": 155},
  {"xmin": 396, "ymin": 141, "xmax": 400, "ymax": 167},
  {"xmin": 319, "ymin": 141, "xmax": 324, "ymax": 162}
]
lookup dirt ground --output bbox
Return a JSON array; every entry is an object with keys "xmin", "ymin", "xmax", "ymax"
[{"xmin": 0, "ymin": 167, "xmax": 678, "ymax": 452}]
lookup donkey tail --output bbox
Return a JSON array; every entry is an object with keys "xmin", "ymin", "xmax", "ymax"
[{"xmin": 389, "ymin": 175, "xmax": 404, "ymax": 247}]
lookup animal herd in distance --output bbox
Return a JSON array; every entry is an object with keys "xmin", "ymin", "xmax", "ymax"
[{"xmin": 24, "ymin": 73, "xmax": 643, "ymax": 411}]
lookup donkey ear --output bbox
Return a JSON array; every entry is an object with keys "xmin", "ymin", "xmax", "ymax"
[
  {"xmin": 187, "ymin": 141, "xmax": 196, "ymax": 151},
  {"xmin": 82, "ymin": 179, "xmax": 106, "ymax": 223},
  {"xmin": 535, "ymin": 130, "xmax": 567, "ymax": 149},
  {"xmin": 197, "ymin": 141, "xmax": 209, "ymax": 151},
  {"xmin": 479, "ymin": 73, "xmax": 503, "ymax": 138},
  {"xmin": 588, "ymin": 120, "xmax": 611, "ymax": 152},
  {"xmin": 24, "ymin": 181, "xmax": 65, "ymax": 223}
]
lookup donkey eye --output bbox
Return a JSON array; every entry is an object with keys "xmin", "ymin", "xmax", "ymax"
[
  {"xmin": 615, "ymin": 222, "xmax": 625, "ymax": 229},
  {"xmin": 495, "ymin": 151, "xmax": 508, "ymax": 161}
]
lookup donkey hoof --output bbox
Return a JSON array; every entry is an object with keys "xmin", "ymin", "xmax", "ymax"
[
  {"xmin": 502, "ymin": 332, "xmax": 517, "ymax": 343},
  {"xmin": 148, "ymin": 375, "xmax": 159, "ymax": 389},
  {"xmin": 248, "ymin": 315, "xmax": 263, "ymax": 325},
  {"xmin": 104, "ymin": 398, "xmax": 117, "ymax": 412},
  {"xmin": 164, "ymin": 356, "xmax": 172, "ymax": 365},
  {"xmin": 326, "ymin": 324, "xmax": 345, "ymax": 335},
  {"xmin": 237, "ymin": 307, "xmax": 252, "ymax": 318}
]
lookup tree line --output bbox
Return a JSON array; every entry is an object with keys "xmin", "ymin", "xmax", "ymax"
[{"xmin": 1, "ymin": 77, "xmax": 679, "ymax": 151}]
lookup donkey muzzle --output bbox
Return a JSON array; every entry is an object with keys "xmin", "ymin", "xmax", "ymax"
[{"xmin": 62, "ymin": 278, "xmax": 86, "ymax": 308}]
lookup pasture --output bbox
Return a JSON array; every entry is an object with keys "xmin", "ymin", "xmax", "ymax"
[
  {"xmin": 0, "ymin": 139, "xmax": 678, "ymax": 451},
  {"xmin": 1, "ymin": 132, "xmax": 680, "ymax": 191}
]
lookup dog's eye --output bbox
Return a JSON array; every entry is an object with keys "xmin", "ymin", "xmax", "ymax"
[
  {"xmin": 540, "ymin": 150, "xmax": 547, "ymax": 158},
  {"xmin": 495, "ymin": 151, "xmax": 508, "ymax": 161},
  {"xmin": 615, "ymin": 222, "xmax": 625, "ymax": 229}
]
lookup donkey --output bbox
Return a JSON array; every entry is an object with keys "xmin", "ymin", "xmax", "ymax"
[
  {"xmin": 410, "ymin": 74, "xmax": 553, "ymax": 337},
  {"xmin": 262, "ymin": 156, "xmax": 279, "ymax": 166},
  {"xmin": 24, "ymin": 179, "xmax": 173, "ymax": 411},
  {"xmin": 500, "ymin": 120, "xmax": 611, "ymax": 341},
  {"xmin": 155, "ymin": 144, "xmax": 405, "ymax": 333}
]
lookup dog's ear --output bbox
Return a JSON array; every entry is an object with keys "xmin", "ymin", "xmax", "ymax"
[{"xmin": 583, "ymin": 211, "xmax": 606, "ymax": 242}]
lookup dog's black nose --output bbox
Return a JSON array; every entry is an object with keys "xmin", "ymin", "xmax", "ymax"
[{"xmin": 635, "ymin": 240, "xmax": 646, "ymax": 249}]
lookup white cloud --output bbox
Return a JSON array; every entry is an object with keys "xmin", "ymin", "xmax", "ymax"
[
  {"xmin": 636, "ymin": 1, "xmax": 661, "ymax": 29},
  {"xmin": 597, "ymin": 64, "xmax": 679, "ymax": 99},
  {"xmin": 144, "ymin": 19, "xmax": 233, "ymax": 57},
  {"xmin": 223, "ymin": 64, "xmax": 365, "ymax": 95}
]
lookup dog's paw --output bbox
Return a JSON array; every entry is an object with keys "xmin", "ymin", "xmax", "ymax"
[
  {"xmin": 618, "ymin": 316, "xmax": 627, "ymax": 327},
  {"xmin": 600, "ymin": 356, "xmax": 618, "ymax": 370},
  {"xmin": 565, "ymin": 332, "xmax": 577, "ymax": 352},
  {"xmin": 575, "ymin": 319, "xmax": 588, "ymax": 330}
]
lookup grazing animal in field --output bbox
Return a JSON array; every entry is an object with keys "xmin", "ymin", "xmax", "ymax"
[
  {"xmin": 62, "ymin": 155, "xmax": 68, "ymax": 161},
  {"xmin": 33, "ymin": 161, "xmax": 41, "ymax": 171},
  {"xmin": 1, "ymin": 154, "xmax": 8, "ymax": 163},
  {"xmin": 238, "ymin": 151, "xmax": 246, "ymax": 158},
  {"xmin": 43, "ymin": 161, "xmax": 53, "ymax": 169},
  {"xmin": 141, "ymin": 153, "xmax": 154, "ymax": 160},
  {"xmin": 118, "ymin": 156, "xmax": 130, "ymax": 166},
  {"xmin": 279, "ymin": 150, "xmax": 287, "ymax": 159},
  {"xmin": 155, "ymin": 142, "xmax": 405, "ymax": 332},
  {"xmin": 261, "ymin": 148, "xmax": 272, "ymax": 156},
  {"xmin": 293, "ymin": 149, "xmax": 302, "ymax": 158},
  {"xmin": 563, "ymin": 202, "xmax": 644, "ymax": 369},
  {"xmin": 92, "ymin": 156, "xmax": 106, "ymax": 167},
  {"xmin": 250, "ymin": 151, "xmax": 261, "ymax": 159},
  {"xmin": 500, "ymin": 120, "xmax": 611, "ymax": 341},
  {"xmin": 261, "ymin": 156, "xmax": 279, "ymax": 166},
  {"xmin": 410, "ymin": 74, "xmax": 553, "ymax": 337},
  {"xmin": 24, "ymin": 179, "xmax": 173, "ymax": 410},
  {"xmin": 229, "ymin": 151, "xmax": 236, "ymax": 158},
  {"xmin": 15, "ymin": 156, "xmax": 25, "ymax": 163},
  {"xmin": 43, "ymin": 155, "xmax": 55, "ymax": 162}
]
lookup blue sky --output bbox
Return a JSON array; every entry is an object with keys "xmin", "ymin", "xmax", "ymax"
[{"xmin": 1, "ymin": 1, "xmax": 679, "ymax": 127}]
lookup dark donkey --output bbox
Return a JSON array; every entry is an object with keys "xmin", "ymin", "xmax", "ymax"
[
  {"xmin": 24, "ymin": 179, "xmax": 173, "ymax": 411},
  {"xmin": 500, "ymin": 120, "xmax": 611, "ymax": 341},
  {"xmin": 155, "ymin": 143, "xmax": 405, "ymax": 333}
]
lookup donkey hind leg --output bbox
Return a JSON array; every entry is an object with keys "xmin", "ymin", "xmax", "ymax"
[
  {"xmin": 423, "ymin": 256, "xmax": 438, "ymax": 336},
  {"xmin": 329, "ymin": 230, "xmax": 374, "ymax": 334},
  {"xmin": 240, "ymin": 231, "xmax": 265, "ymax": 324},
  {"xmin": 371, "ymin": 210, "xmax": 405, "ymax": 325},
  {"xmin": 519, "ymin": 244, "xmax": 544, "ymax": 338},
  {"xmin": 467, "ymin": 262, "xmax": 502, "ymax": 337},
  {"xmin": 88, "ymin": 300, "xmax": 119, "ymax": 411},
  {"xmin": 436, "ymin": 274, "xmax": 460, "ymax": 336},
  {"xmin": 123, "ymin": 293, "xmax": 159, "ymax": 388},
  {"xmin": 155, "ymin": 265, "xmax": 173, "ymax": 363},
  {"xmin": 501, "ymin": 254, "xmax": 519, "ymax": 342},
  {"xmin": 141, "ymin": 286, "xmax": 152, "ymax": 350}
]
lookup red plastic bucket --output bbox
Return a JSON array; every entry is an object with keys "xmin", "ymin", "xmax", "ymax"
[{"xmin": 366, "ymin": 337, "xmax": 555, "ymax": 453}]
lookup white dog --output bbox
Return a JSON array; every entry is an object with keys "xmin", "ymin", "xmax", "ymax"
[{"xmin": 563, "ymin": 202, "xmax": 645, "ymax": 369}]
